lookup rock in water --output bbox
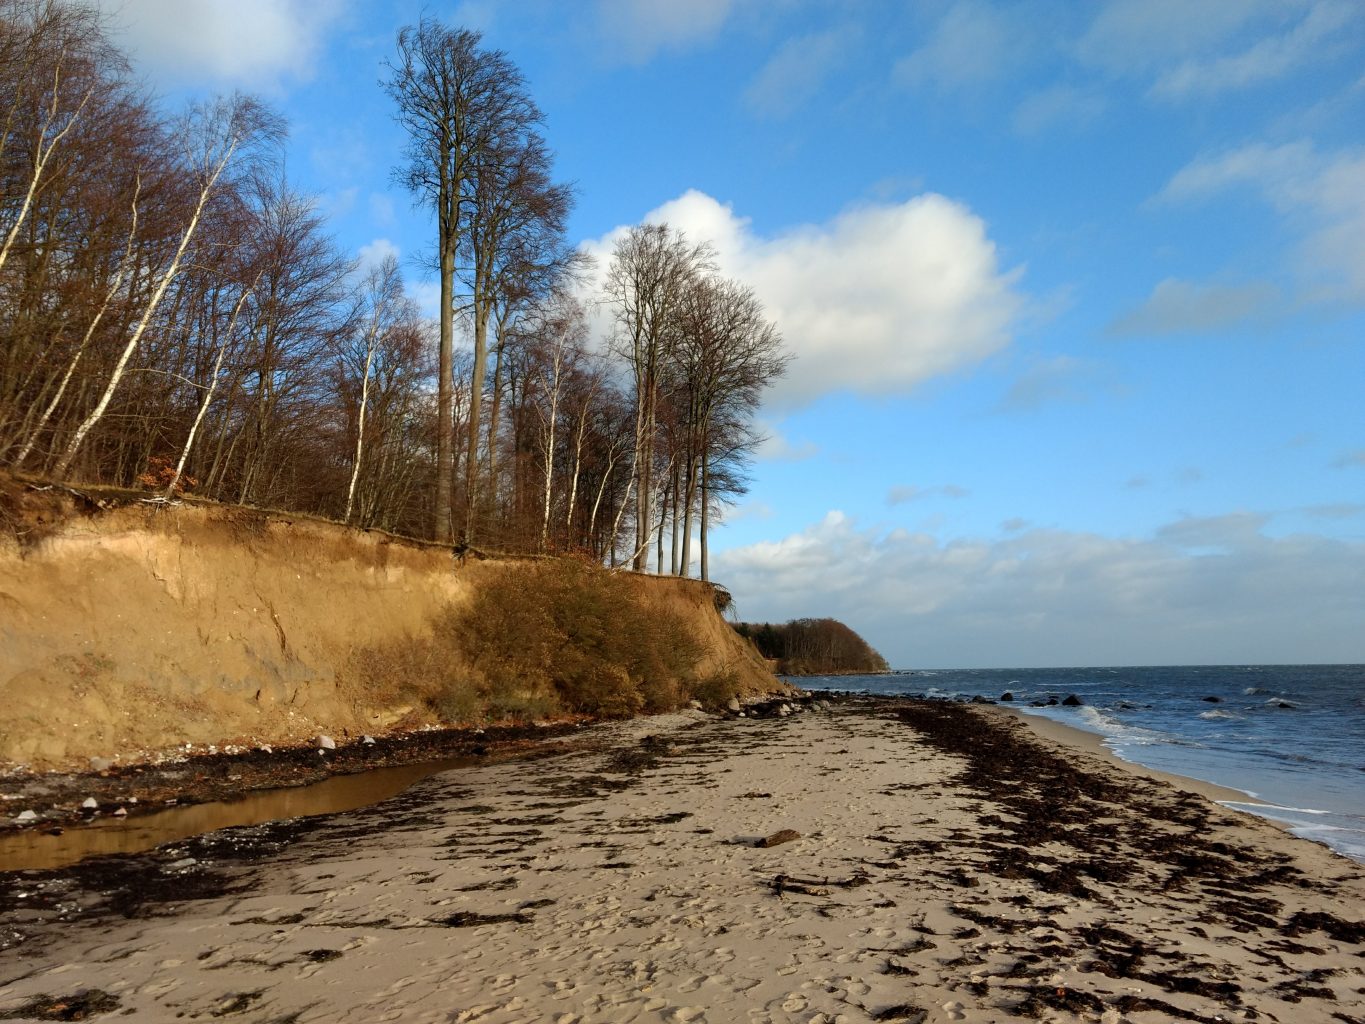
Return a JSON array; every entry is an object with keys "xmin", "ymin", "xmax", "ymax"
[
  {"xmin": 316, "ymin": 735, "xmax": 336, "ymax": 750},
  {"xmin": 1061, "ymin": 694, "xmax": 1084, "ymax": 706},
  {"xmin": 1202, "ymin": 696, "xmax": 1221, "ymax": 703},
  {"xmin": 1000, "ymin": 692, "xmax": 1014, "ymax": 701},
  {"xmin": 758, "ymin": 829, "xmax": 802, "ymax": 848},
  {"xmin": 81, "ymin": 797, "xmax": 98, "ymax": 809},
  {"xmin": 16, "ymin": 809, "xmax": 37, "ymax": 822}
]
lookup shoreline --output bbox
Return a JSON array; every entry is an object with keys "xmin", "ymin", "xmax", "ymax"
[
  {"xmin": 992, "ymin": 704, "xmax": 1257, "ymax": 804},
  {"xmin": 1, "ymin": 695, "xmax": 1361, "ymax": 1023}
]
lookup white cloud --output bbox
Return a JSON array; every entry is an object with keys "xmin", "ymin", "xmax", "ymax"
[
  {"xmin": 596, "ymin": 0, "xmax": 735, "ymax": 64},
  {"xmin": 95, "ymin": 0, "xmax": 346, "ymax": 87},
  {"xmin": 1077, "ymin": 0, "xmax": 1364, "ymax": 100},
  {"xmin": 713, "ymin": 510, "xmax": 1365, "ymax": 667},
  {"xmin": 894, "ymin": 1, "xmax": 1024, "ymax": 93},
  {"xmin": 1152, "ymin": 2, "xmax": 1359, "ymax": 99},
  {"xmin": 1077, "ymin": 0, "xmax": 1276, "ymax": 75},
  {"xmin": 1160, "ymin": 142, "xmax": 1365, "ymax": 302},
  {"xmin": 1012, "ymin": 85, "xmax": 1107, "ymax": 136},
  {"xmin": 357, "ymin": 238, "xmax": 400, "ymax": 274},
  {"xmin": 1110, "ymin": 278, "xmax": 1280, "ymax": 335},
  {"xmin": 755, "ymin": 423, "xmax": 818, "ymax": 462},
  {"xmin": 581, "ymin": 189, "xmax": 1025, "ymax": 406},
  {"xmin": 744, "ymin": 27, "xmax": 856, "ymax": 118}
]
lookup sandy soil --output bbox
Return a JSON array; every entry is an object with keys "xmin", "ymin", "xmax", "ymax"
[{"xmin": 0, "ymin": 696, "xmax": 1362, "ymax": 1024}]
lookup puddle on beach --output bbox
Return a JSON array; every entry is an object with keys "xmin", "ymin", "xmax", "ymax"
[{"xmin": 0, "ymin": 755, "xmax": 477, "ymax": 873}]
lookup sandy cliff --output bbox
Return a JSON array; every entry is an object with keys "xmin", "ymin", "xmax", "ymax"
[{"xmin": 0, "ymin": 486, "xmax": 776, "ymax": 769}]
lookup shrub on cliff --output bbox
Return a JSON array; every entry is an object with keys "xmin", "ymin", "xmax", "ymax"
[{"xmin": 451, "ymin": 558, "xmax": 704, "ymax": 718}]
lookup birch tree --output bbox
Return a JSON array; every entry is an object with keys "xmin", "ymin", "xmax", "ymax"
[{"xmin": 53, "ymin": 94, "xmax": 281, "ymax": 480}]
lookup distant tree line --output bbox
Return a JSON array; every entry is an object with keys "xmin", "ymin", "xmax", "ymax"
[
  {"xmin": 0, "ymin": 3, "xmax": 786, "ymax": 576},
  {"xmin": 733, "ymin": 618, "xmax": 890, "ymax": 676}
]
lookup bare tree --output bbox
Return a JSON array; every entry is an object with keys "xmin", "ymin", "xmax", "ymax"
[
  {"xmin": 605, "ymin": 223, "xmax": 713, "ymax": 571},
  {"xmin": 674, "ymin": 276, "xmax": 786, "ymax": 579},
  {"xmin": 386, "ymin": 18, "xmax": 541, "ymax": 542},
  {"xmin": 53, "ymin": 93, "xmax": 282, "ymax": 479},
  {"xmin": 343, "ymin": 254, "xmax": 407, "ymax": 521}
]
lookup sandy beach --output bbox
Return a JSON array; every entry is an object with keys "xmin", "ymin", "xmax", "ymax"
[{"xmin": 1, "ymin": 696, "xmax": 1362, "ymax": 1023}]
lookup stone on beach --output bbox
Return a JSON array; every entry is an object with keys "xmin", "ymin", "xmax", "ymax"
[
  {"xmin": 316, "ymin": 735, "xmax": 336, "ymax": 750},
  {"xmin": 757, "ymin": 828, "xmax": 802, "ymax": 848}
]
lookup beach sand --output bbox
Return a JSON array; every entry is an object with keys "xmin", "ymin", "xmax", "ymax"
[{"xmin": 1, "ymin": 696, "xmax": 1362, "ymax": 1023}]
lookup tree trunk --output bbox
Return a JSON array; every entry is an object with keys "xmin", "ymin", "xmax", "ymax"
[
  {"xmin": 54, "ymin": 148, "xmax": 231, "ymax": 480},
  {"xmin": 165, "ymin": 278, "xmax": 255, "ymax": 499}
]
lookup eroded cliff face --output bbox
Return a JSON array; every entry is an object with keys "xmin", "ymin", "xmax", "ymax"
[{"xmin": 0, "ymin": 493, "xmax": 776, "ymax": 770}]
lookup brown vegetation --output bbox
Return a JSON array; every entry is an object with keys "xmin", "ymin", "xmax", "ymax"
[{"xmin": 0, "ymin": 488, "xmax": 778, "ymax": 769}]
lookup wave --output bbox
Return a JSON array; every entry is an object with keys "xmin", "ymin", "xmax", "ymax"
[
  {"xmin": 1264, "ymin": 697, "xmax": 1299, "ymax": 708},
  {"xmin": 1244, "ymin": 686, "xmax": 1273, "ymax": 695},
  {"xmin": 1198, "ymin": 710, "xmax": 1240, "ymax": 721}
]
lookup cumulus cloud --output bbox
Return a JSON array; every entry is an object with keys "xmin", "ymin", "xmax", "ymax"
[
  {"xmin": 744, "ymin": 27, "xmax": 857, "ymax": 118},
  {"xmin": 94, "ymin": 0, "xmax": 346, "ymax": 87},
  {"xmin": 1160, "ymin": 142, "xmax": 1365, "ymax": 302},
  {"xmin": 581, "ymin": 189, "xmax": 1025, "ymax": 407},
  {"xmin": 712, "ymin": 510, "xmax": 1365, "ymax": 667},
  {"xmin": 596, "ymin": 0, "xmax": 735, "ymax": 64},
  {"xmin": 1109, "ymin": 278, "xmax": 1281, "ymax": 335},
  {"xmin": 894, "ymin": 1, "xmax": 1025, "ymax": 93}
]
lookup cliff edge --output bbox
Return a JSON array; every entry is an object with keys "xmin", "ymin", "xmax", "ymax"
[{"xmin": 0, "ymin": 481, "xmax": 780, "ymax": 770}]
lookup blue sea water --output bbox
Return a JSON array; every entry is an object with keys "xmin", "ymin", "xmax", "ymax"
[{"xmin": 795, "ymin": 665, "xmax": 1365, "ymax": 864}]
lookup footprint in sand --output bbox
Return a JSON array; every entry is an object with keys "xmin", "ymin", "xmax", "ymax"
[
  {"xmin": 778, "ymin": 993, "xmax": 809, "ymax": 1012},
  {"xmin": 669, "ymin": 1008, "xmax": 705, "ymax": 1023}
]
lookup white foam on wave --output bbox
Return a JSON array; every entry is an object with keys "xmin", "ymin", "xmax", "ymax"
[
  {"xmin": 1265, "ymin": 697, "xmax": 1298, "ymax": 707},
  {"xmin": 1072, "ymin": 705, "xmax": 1169, "ymax": 747},
  {"xmin": 1222, "ymin": 800, "xmax": 1331, "ymax": 817},
  {"xmin": 1199, "ymin": 710, "xmax": 1240, "ymax": 720}
]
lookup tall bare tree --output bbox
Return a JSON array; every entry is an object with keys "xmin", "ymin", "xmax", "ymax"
[
  {"xmin": 386, "ymin": 18, "xmax": 541, "ymax": 542},
  {"xmin": 605, "ymin": 224, "xmax": 713, "ymax": 571}
]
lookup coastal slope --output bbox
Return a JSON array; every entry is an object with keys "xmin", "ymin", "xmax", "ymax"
[{"xmin": 0, "ymin": 487, "xmax": 777, "ymax": 770}]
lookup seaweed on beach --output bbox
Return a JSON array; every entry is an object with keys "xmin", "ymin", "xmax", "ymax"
[{"xmin": 0, "ymin": 989, "xmax": 121, "ymax": 1020}]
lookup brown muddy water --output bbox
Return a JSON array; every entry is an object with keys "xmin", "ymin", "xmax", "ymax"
[{"xmin": 0, "ymin": 755, "xmax": 476, "ymax": 872}]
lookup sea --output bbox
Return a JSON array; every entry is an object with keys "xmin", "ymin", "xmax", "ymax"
[{"xmin": 794, "ymin": 664, "xmax": 1365, "ymax": 865}]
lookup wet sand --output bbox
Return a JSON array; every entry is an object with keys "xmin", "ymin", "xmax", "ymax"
[{"xmin": 1, "ymin": 696, "xmax": 1362, "ymax": 1023}]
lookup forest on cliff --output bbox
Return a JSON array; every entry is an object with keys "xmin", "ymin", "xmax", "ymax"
[
  {"xmin": 734, "ymin": 618, "xmax": 890, "ymax": 676},
  {"xmin": 0, "ymin": 2, "xmax": 786, "ymax": 577}
]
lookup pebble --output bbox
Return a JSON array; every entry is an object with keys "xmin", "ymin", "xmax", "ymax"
[
  {"xmin": 362, "ymin": 735, "xmax": 376, "ymax": 745},
  {"xmin": 89, "ymin": 756, "xmax": 113, "ymax": 771},
  {"xmin": 114, "ymin": 806, "xmax": 128, "ymax": 817},
  {"xmin": 317, "ymin": 735, "xmax": 336, "ymax": 750},
  {"xmin": 16, "ymin": 809, "xmax": 37, "ymax": 822},
  {"xmin": 81, "ymin": 797, "xmax": 98, "ymax": 809}
]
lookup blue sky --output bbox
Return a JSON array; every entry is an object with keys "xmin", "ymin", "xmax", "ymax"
[{"xmin": 98, "ymin": 0, "xmax": 1364, "ymax": 668}]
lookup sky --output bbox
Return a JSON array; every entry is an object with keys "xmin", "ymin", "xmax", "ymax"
[{"xmin": 93, "ymin": 0, "xmax": 1364, "ymax": 668}]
